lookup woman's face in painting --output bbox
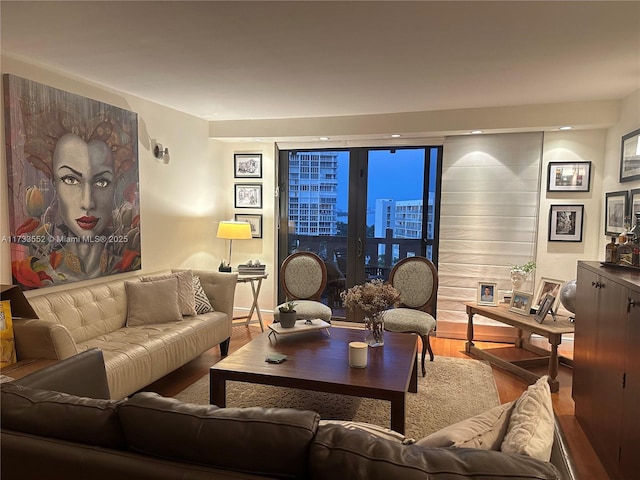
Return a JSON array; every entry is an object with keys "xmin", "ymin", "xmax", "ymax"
[{"xmin": 53, "ymin": 133, "xmax": 115, "ymax": 239}]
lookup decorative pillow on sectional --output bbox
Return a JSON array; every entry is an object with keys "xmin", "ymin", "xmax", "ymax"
[
  {"xmin": 501, "ymin": 375, "xmax": 554, "ymax": 462},
  {"xmin": 319, "ymin": 420, "xmax": 415, "ymax": 445},
  {"xmin": 141, "ymin": 271, "xmax": 197, "ymax": 316},
  {"xmin": 416, "ymin": 401, "xmax": 514, "ymax": 450},
  {"xmin": 193, "ymin": 274, "xmax": 214, "ymax": 314},
  {"xmin": 126, "ymin": 277, "xmax": 182, "ymax": 326},
  {"xmin": 0, "ymin": 382, "xmax": 126, "ymax": 449}
]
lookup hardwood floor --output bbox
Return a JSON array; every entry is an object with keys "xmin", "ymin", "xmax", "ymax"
[{"xmin": 147, "ymin": 316, "xmax": 608, "ymax": 480}]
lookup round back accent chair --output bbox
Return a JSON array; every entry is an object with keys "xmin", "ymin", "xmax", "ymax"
[
  {"xmin": 384, "ymin": 256, "xmax": 438, "ymax": 376},
  {"xmin": 275, "ymin": 252, "xmax": 333, "ymax": 323}
]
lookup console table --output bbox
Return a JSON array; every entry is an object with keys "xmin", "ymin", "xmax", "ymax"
[{"xmin": 464, "ymin": 302, "xmax": 574, "ymax": 392}]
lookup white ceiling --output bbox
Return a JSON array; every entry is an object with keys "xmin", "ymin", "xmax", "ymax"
[{"xmin": 2, "ymin": 1, "xmax": 639, "ymax": 138}]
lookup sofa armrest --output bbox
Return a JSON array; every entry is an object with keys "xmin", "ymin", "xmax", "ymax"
[
  {"xmin": 13, "ymin": 319, "xmax": 78, "ymax": 361},
  {"xmin": 550, "ymin": 416, "xmax": 579, "ymax": 480},
  {"xmin": 14, "ymin": 348, "xmax": 110, "ymax": 399},
  {"xmin": 190, "ymin": 270, "xmax": 238, "ymax": 321}
]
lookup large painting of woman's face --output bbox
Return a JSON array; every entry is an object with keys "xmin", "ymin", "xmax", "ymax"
[{"xmin": 3, "ymin": 74, "xmax": 141, "ymax": 289}]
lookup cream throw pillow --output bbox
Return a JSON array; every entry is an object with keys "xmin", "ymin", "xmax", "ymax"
[
  {"xmin": 141, "ymin": 271, "xmax": 197, "ymax": 316},
  {"xmin": 416, "ymin": 401, "xmax": 515, "ymax": 450},
  {"xmin": 126, "ymin": 277, "xmax": 182, "ymax": 326},
  {"xmin": 501, "ymin": 375, "xmax": 554, "ymax": 461}
]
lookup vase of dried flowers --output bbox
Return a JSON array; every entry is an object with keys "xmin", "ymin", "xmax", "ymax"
[
  {"xmin": 341, "ymin": 279, "xmax": 401, "ymax": 347},
  {"xmin": 364, "ymin": 312, "xmax": 385, "ymax": 347}
]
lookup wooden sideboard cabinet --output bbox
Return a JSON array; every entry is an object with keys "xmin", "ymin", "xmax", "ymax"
[{"xmin": 574, "ymin": 261, "xmax": 640, "ymax": 480}]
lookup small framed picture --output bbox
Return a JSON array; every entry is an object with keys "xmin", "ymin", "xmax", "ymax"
[
  {"xmin": 234, "ymin": 153, "xmax": 262, "ymax": 178},
  {"xmin": 509, "ymin": 291, "xmax": 533, "ymax": 316},
  {"xmin": 605, "ymin": 191, "xmax": 629, "ymax": 235},
  {"xmin": 630, "ymin": 188, "xmax": 640, "ymax": 222},
  {"xmin": 533, "ymin": 277, "xmax": 564, "ymax": 311},
  {"xmin": 534, "ymin": 293, "xmax": 555, "ymax": 324},
  {"xmin": 235, "ymin": 184, "xmax": 262, "ymax": 209},
  {"xmin": 235, "ymin": 213, "xmax": 262, "ymax": 238},
  {"xmin": 547, "ymin": 161, "xmax": 591, "ymax": 192},
  {"xmin": 477, "ymin": 282, "xmax": 498, "ymax": 306},
  {"xmin": 620, "ymin": 128, "xmax": 640, "ymax": 183},
  {"xmin": 548, "ymin": 204, "xmax": 584, "ymax": 242}
]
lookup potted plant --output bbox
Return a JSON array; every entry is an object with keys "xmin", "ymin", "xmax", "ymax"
[
  {"xmin": 510, "ymin": 261, "xmax": 536, "ymax": 291},
  {"xmin": 278, "ymin": 300, "xmax": 297, "ymax": 328}
]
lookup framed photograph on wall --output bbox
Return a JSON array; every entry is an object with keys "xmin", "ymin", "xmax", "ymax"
[
  {"xmin": 234, "ymin": 184, "xmax": 262, "ymax": 209},
  {"xmin": 534, "ymin": 294, "xmax": 555, "ymax": 324},
  {"xmin": 509, "ymin": 291, "xmax": 533, "ymax": 316},
  {"xmin": 533, "ymin": 277, "xmax": 564, "ymax": 311},
  {"xmin": 234, "ymin": 153, "xmax": 262, "ymax": 178},
  {"xmin": 477, "ymin": 282, "xmax": 498, "ymax": 306},
  {"xmin": 548, "ymin": 204, "xmax": 584, "ymax": 242},
  {"xmin": 631, "ymin": 188, "xmax": 640, "ymax": 222},
  {"xmin": 235, "ymin": 213, "xmax": 262, "ymax": 238},
  {"xmin": 605, "ymin": 191, "xmax": 628, "ymax": 235},
  {"xmin": 620, "ymin": 128, "xmax": 640, "ymax": 183},
  {"xmin": 547, "ymin": 161, "xmax": 591, "ymax": 192}
]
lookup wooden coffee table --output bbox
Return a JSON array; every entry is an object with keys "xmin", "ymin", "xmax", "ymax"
[{"xmin": 209, "ymin": 327, "xmax": 418, "ymax": 434}]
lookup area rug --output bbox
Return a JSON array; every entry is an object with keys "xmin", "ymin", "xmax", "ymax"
[{"xmin": 174, "ymin": 356, "xmax": 500, "ymax": 440}]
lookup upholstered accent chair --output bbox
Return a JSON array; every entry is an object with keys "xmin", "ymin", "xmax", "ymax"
[
  {"xmin": 384, "ymin": 256, "xmax": 438, "ymax": 376},
  {"xmin": 275, "ymin": 252, "xmax": 333, "ymax": 323}
]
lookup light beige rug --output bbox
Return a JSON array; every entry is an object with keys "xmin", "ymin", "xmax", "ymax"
[{"xmin": 174, "ymin": 356, "xmax": 500, "ymax": 440}]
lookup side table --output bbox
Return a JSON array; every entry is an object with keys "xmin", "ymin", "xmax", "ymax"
[{"xmin": 233, "ymin": 273, "xmax": 268, "ymax": 332}]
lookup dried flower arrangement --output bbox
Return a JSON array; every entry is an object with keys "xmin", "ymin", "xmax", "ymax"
[{"xmin": 340, "ymin": 279, "xmax": 401, "ymax": 318}]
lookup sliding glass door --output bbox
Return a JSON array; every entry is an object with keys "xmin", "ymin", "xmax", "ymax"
[{"xmin": 278, "ymin": 146, "xmax": 441, "ymax": 320}]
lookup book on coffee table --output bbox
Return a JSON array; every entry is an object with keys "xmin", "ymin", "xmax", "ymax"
[{"xmin": 268, "ymin": 319, "xmax": 331, "ymax": 339}]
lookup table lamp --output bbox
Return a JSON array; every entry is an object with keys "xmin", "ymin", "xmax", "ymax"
[{"xmin": 217, "ymin": 220, "xmax": 252, "ymax": 271}]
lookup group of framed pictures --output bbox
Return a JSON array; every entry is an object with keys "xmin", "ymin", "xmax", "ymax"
[
  {"xmin": 546, "ymin": 161, "xmax": 590, "ymax": 243},
  {"xmin": 233, "ymin": 153, "xmax": 263, "ymax": 238},
  {"xmin": 605, "ymin": 129, "xmax": 640, "ymax": 236},
  {"xmin": 605, "ymin": 188, "xmax": 640, "ymax": 236},
  {"xmin": 477, "ymin": 277, "xmax": 563, "ymax": 324}
]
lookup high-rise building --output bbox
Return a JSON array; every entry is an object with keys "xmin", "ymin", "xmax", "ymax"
[{"xmin": 288, "ymin": 152, "xmax": 338, "ymax": 236}]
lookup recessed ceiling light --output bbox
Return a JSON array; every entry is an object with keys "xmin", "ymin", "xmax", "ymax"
[
  {"xmin": 390, "ymin": 134, "xmax": 401, "ymax": 138},
  {"xmin": 559, "ymin": 126, "xmax": 573, "ymax": 131},
  {"xmin": 471, "ymin": 130, "xmax": 483, "ymax": 134},
  {"xmin": 319, "ymin": 137, "xmax": 330, "ymax": 141}
]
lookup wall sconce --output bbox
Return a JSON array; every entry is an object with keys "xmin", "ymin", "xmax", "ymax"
[{"xmin": 153, "ymin": 142, "xmax": 170, "ymax": 164}]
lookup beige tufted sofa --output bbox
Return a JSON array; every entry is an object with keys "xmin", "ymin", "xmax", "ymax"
[{"xmin": 12, "ymin": 269, "xmax": 237, "ymax": 400}]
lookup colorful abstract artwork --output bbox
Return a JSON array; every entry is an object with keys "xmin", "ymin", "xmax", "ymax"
[{"xmin": 3, "ymin": 75, "xmax": 141, "ymax": 289}]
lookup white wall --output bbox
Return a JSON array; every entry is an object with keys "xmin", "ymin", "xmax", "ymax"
[{"xmin": 0, "ymin": 56, "xmax": 229, "ymax": 296}]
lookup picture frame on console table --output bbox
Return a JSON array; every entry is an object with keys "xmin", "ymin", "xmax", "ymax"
[
  {"xmin": 533, "ymin": 277, "xmax": 564, "ymax": 312},
  {"xmin": 605, "ymin": 191, "xmax": 628, "ymax": 236},
  {"xmin": 631, "ymin": 188, "xmax": 640, "ymax": 221},
  {"xmin": 620, "ymin": 128, "xmax": 640, "ymax": 183},
  {"xmin": 477, "ymin": 282, "xmax": 497, "ymax": 306},
  {"xmin": 534, "ymin": 293, "xmax": 555, "ymax": 324},
  {"xmin": 509, "ymin": 291, "xmax": 533, "ymax": 316}
]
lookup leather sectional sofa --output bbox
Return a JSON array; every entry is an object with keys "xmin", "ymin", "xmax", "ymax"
[
  {"xmin": 11, "ymin": 269, "xmax": 236, "ymax": 399},
  {"xmin": 1, "ymin": 349, "xmax": 577, "ymax": 480}
]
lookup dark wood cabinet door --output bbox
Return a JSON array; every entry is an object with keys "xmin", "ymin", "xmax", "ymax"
[{"xmin": 620, "ymin": 292, "xmax": 640, "ymax": 478}]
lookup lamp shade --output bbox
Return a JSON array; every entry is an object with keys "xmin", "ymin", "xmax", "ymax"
[{"xmin": 217, "ymin": 221, "xmax": 252, "ymax": 240}]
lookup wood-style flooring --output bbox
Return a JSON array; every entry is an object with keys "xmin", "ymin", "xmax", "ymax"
[{"xmin": 147, "ymin": 315, "xmax": 608, "ymax": 480}]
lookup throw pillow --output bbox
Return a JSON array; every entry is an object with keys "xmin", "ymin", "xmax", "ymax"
[
  {"xmin": 1, "ymin": 382, "xmax": 126, "ymax": 449},
  {"xmin": 193, "ymin": 275, "xmax": 214, "ymax": 314},
  {"xmin": 416, "ymin": 401, "xmax": 514, "ymax": 450},
  {"xmin": 126, "ymin": 277, "xmax": 182, "ymax": 326},
  {"xmin": 501, "ymin": 375, "xmax": 555, "ymax": 462},
  {"xmin": 141, "ymin": 271, "xmax": 197, "ymax": 316},
  {"xmin": 319, "ymin": 420, "xmax": 415, "ymax": 445}
]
